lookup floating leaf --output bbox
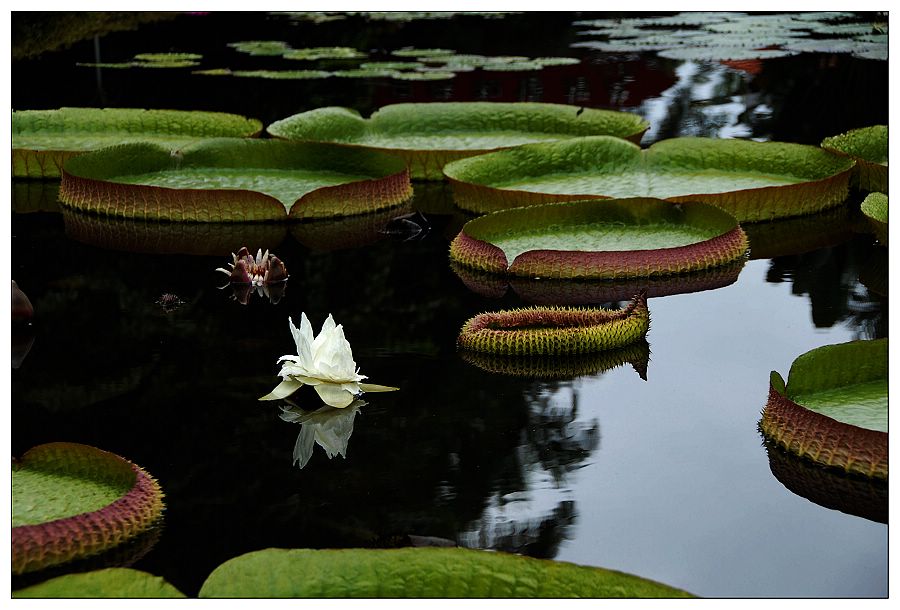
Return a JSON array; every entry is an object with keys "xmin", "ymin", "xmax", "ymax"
[
  {"xmin": 361, "ymin": 61, "xmax": 424, "ymax": 70},
  {"xmin": 443, "ymin": 135, "xmax": 854, "ymax": 221},
  {"xmin": 268, "ymin": 103, "xmax": 649, "ymax": 180},
  {"xmin": 658, "ymin": 47, "xmax": 797, "ymax": 61},
  {"xmin": 391, "ymin": 47, "xmax": 455, "ymax": 57},
  {"xmin": 133, "ymin": 52, "xmax": 202, "ymax": 62},
  {"xmin": 59, "ymin": 139, "xmax": 412, "ymax": 221},
  {"xmin": 761, "ymin": 339, "xmax": 888, "ymax": 480},
  {"xmin": 457, "ymin": 293, "xmax": 650, "ymax": 356},
  {"xmin": 860, "ymin": 193, "xmax": 888, "ymax": 246},
  {"xmin": 198, "ymin": 547, "xmax": 694, "ymax": 598},
  {"xmin": 13, "ymin": 568, "xmax": 184, "ymax": 598},
  {"xmin": 227, "ymin": 40, "xmax": 292, "ymax": 56},
  {"xmin": 231, "ymin": 69, "xmax": 332, "ymax": 80},
  {"xmin": 12, "ymin": 443, "xmax": 164, "ymax": 575},
  {"xmin": 192, "ymin": 67, "xmax": 233, "ymax": 76},
  {"xmin": 12, "ymin": 107, "xmax": 263, "ymax": 178},
  {"xmin": 391, "ymin": 70, "xmax": 455, "ymax": 81},
  {"xmin": 283, "ymin": 46, "xmax": 366, "ymax": 61},
  {"xmin": 331, "ymin": 68, "xmax": 397, "ymax": 78},
  {"xmin": 450, "ymin": 198, "xmax": 747, "ymax": 279},
  {"xmin": 821, "ymin": 125, "xmax": 888, "ymax": 193}
]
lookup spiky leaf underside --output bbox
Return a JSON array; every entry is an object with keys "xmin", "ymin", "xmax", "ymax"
[
  {"xmin": 267, "ymin": 103, "xmax": 650, "ymax": 179},
  {"xmin": 460, "ymin": 340, "xmax": 650, "ymax": 379},
  {"xmin": 58, "ymin": 139, "xmax": 412, "ymax": 221},
  {"xmin": 457, "ymin": 293, "xmax": 650, "ymax": 356},
  {"xmin": 13, "ymin": 568, "xmax": 185, "ymax": 598},
  {"xmin": 443, "ymin": 136, "xmax": 854, "ymax": 221},
  {"xmin": 821, "ymin": 125, "xmax": 888, "ymax": 193},
  {"xmin": 198, "ymin": 547, "xmax": 693, "ymax": 598},
  {"xmin": 12, "ymin": 107, "xmax": 263, "ymax": 178},
  {"xmin": 12, "ymin": 442, "xmax": 165, "ymax": 575},
  {"xmin": 450, "ymin": 198, "xmax": 747, "ymax": 280},
  {"xmin": 761, "ymin": 339, "xmax": 888, "ymax": 480}
]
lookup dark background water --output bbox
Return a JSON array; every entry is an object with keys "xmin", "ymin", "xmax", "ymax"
[{"xmin": 10, "ymin": 12, "xmax": 888, "ymax": 598}]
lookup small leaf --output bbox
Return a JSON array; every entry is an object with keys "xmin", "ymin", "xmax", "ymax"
[
  {"xmin": 359, "ymin": 383, "xmax": 399, "ymax": 393},
  {"xmin": 259, "ymin": 379, "xmax": 303, "ymax": 401}
]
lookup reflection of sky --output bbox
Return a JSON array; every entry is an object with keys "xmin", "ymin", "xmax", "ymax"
[
  {"xmin": 640, "ymin": 60, "xmax": 767, "ymax": 143},
  {"xmin": 526, "ymin": 260, "xmax": 887, "ymax": 597}
]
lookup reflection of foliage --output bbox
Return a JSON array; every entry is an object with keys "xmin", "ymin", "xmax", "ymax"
[{"xmin": 765, "ymin": 236, "xmax": 887, "ymax": 339}]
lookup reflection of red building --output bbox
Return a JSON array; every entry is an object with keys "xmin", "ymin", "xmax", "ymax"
[{"xmin": 372, "ymin": 55, "xmax": 677, "ymax": 110}]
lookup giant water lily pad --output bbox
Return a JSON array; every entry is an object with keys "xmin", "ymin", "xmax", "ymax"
[
  {"xmin": 457, "ymin": 293, "xmax": 650, "ymax": 356},
  {"xmin": 859, "ymin": 192, "xmax": 888, "ymax": 246},
  {"xmin": 820, "ymin": 125, "xmax": 887, "ymax": 193},
  {"xmin": 13, "ymin": 568, "xmax": 185, "ymax": 598},
  {"xmin": 199, "ymin": 547, "xmax": 693, "ymax": 597},
  {"xmin": 12, "ymin": 442, "xmax": 164, "ymax": 575},
  {"xmin": 761, "ymin": 339, "xmax": 887, "ymax": 480},
  {"xmin": 444, "ymin": 136, "xmax": 854, "ymax": 221},
  {"xmin": 267, "ymin": 103, "xmax": 650, "ymax": 180},
  {"xmin": 59, "ymin": 139, "xmax": 412, "ymax": 221},
  {"xmin": 450, "ymin": 198, "xmax": 748, "ymax": 280},
  {"xmin": 12, "ymin": 107, "xmax": 263, "ymax": 178}
]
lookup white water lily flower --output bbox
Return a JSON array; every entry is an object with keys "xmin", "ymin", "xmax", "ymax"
[{"xmin": 260, "ymin": 313, "xmax": 397, "ymax": 408}]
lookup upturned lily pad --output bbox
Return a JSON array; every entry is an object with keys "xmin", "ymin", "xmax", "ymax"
[
  {"xmin": 460, "ymin": 340, "xmax": 650, "ymax": 380},
  {"xmin": 450, "ymin": 198, "xmax": 748, "ymax": 280},
  {"xmin": 761, "ymin": 339, "xmax": 887, "ymax": 480},
  {"xmin": 859, "ymin": 192, "xmax": 888, "ymax": 246},
  {"xmin": 198, "ymin": 547, "xmax": 694, "ymax": 597},
  {"xmin": 13, "ymin": 568, "xmax": 184, "ymax": 598},
  {"xmin": 12, "ymin": 107, "xmax": 263, "ymax": 178},
  {"xmin": 12, "ymin": 442, "xmax": 165, "ymax": 575},
  {"xmin": 267, "ymin": 103, "xmax": 650, "ymax": 180},
  {"xmin": 443, "ymin": 136, "xmax": 854, "ymax": 221},
  {"xmin": 59, "ymin": 139, "xmax": 412, "ymax": 221},
  {"xmin": 820, "ymin": 125, "xmax": 887, "ymax": 193},
  {"xmin": 457, "ymin": 293, "xmax": 650, "ymax": 356}
]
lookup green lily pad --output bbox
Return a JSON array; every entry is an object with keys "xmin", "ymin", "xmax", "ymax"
[
  {"xmin": 283, "ymin": 46, "xmax": 366, "ymax": 61},
  {"xmin": 12, "ymin": 107, "xmax": 263, "ymax": 178},
  {"xmin": 12, "ymin": 442, "xmax": 165, "ymax": 574},
  {"xmin": 231, "ymin": 69, "xmax": 332, "ymax": 80},
  {"xmin": 860, "ymin": 192, "xmax": 888, "ymax": 246},
  {"xmin": 331, "ymin": 68, "xmax": 397, "ymax": 78},
  {"xmin": 268, "ymin": 103, "xmax": 649, "ymax": 180},
  {"xmin": 14, "ymin": 568, "xmax": 185, "ymax": 598},
  {"xmin": 133, "ymin": 52, "xmax": 202, "ymax": 62},
  {"xmin": 392, "ymin": 70, "xmax": 455, "ymax": 81},
  {"xmin": 761, "ymin": 339, "xmax": 887, "ymax": 480},
  {"xmin": 658, "ymin": 47, "xmax": 796, "ymax": 61},
  {"xmin": 199, "ymin": 547, "xmax": 694, "ymax": 597},
  {"xmin": 59, "ymin": 139, "xmax": 412, "ymax": 221},
  {"xmin": 443, "ymin": 135, "xmax": 854, "ymax": 221},
  {"xmin": 449, "ymin": 198, "xmax": 747, "ymax": 280},
  {"xmin": 361, "ymin": 61, "xmax": 424, "ymax": 70},
  {"xmin": 458, "ymin": 293, "xmax": 650, "ymax": 356},
  {"xmin": 227, "ymin": 40, "xmax": 292, "ymax": 56},
  {"xmin": 391, "ymin": 47, "xmax": 455, "ymax": 57},
  {"xmin": 821, "ymin": 125, "xmax": 887, "ymax": 193}
]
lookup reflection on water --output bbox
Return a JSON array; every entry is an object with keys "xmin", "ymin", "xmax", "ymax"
[{"xmin": 280, "ymin": 401, "xmax": 365, "ymax": 468}]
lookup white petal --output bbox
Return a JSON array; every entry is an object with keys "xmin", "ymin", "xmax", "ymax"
[
  {"xmin": 359, "ymin": 382, "xmax": 399, "ymax": 393},
  {"xmin": 313, "ymin": 383, "xmax": 357, "ymax": 408},
  {"xmin": 259, "ymin": 379, "xmax": 303, "ymax": 401}
]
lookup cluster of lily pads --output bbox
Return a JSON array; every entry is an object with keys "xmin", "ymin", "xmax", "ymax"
[
  {"xmin": 571, "ymin": 11, "xmax": 887, "ymax": 62},
  {"xmin": 10, "ymin": 93, "xmax": 888, "ymax": 596},
  {"xmin": 190, "ymin": 41, "xmax": 583, "ymax": 81}
]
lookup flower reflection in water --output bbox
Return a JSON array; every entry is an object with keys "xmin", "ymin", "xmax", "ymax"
[{"xmin": 279, "ymin": 400, "xmax": 366, "ymax": 468}]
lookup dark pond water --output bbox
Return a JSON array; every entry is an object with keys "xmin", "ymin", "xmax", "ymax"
[{"xmin": 10, "ymin": 12, "xmax": 888, "ymax": 598}]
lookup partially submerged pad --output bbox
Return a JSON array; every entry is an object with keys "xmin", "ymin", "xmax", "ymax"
[
  {"xmin": 859, "ymin": 192, "xmax": 888, "ymax": 246},
  {"xmin": 450, "ymin": 198, "xmax": 748, "ymax": 280},
  {"xmin": 457, "ymin": 293, "xmax": 650, "ymax": 356},
  {"xmin": 59, "ymin": 139, "xmax": 412, "ymax": 221},
  {"xmin": 821, "ymin": 125, "xmax": 888, "ymax": 193},
  {"xmin": 761, "ymin": 339, "xmax": 887, "ymax": 480},
  {"xmin": 13, "ymin": 568, "xmax": 185, "ymax": 598},
  {"xmin": 199, "ymin": 547, "xmax": 693, "ymax": 598},
  {"xmin": 12, "ymin": 442, "xmax": 164, "ymax": 574},
  {"xmin": 12, "ymin": 107, "xmax": 263, "ymax": 178},
  {"xmin": 443, "ymin": 136, "xmax": 854, "ymax": 221},
  {"xmin": 267, "ymin": 103, "xmax": 650, "ymax": 180}
]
